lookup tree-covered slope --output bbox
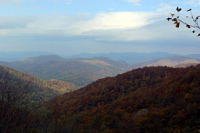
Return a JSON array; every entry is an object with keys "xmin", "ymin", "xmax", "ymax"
[
  {"xmin": 0, "ymin": 65, "xmax": 77, "ymax": 107},
  {"xmin": 41, "ymin": 65, "xmax": 200, "ymax": 133},
  {"xmin": 0, "ymin": 65, "xmax": 77, "ymax": 133}
]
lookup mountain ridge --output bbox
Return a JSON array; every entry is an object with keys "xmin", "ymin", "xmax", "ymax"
[
  {"xmin": 128, "ymin": 55, "xmax": 200, "ymax": 70},
  {"xmin": 0, "ymin": 55, "xmax": 127, "ymax": 87},
  {"xmin": 64, "ymin": 52, "xmax": 179, "ymax": 64},
  {"xmin": 0, "ymin": 51, "xmax": 53, "ymax": 61}
]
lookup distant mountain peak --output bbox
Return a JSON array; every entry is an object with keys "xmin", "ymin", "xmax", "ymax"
[
  {"xmin": 128, "ymin": 55, "xmax": 200, "ymax": 70},
  {"xmin": 19, "ymin": 55, "xmax": 65, "ymax": 63},
  {"xmin": 81, "ymin": 60, "xmax": 113, "ymax": 66}
]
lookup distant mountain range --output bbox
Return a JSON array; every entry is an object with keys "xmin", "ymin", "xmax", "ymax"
[
  {"xmin": 1, "ymin": 53, "xmax": 200, "ymax": 87},
  {"xmin": 128, "ymin": 56, "xmax": 200, "ymax": 70},
  {"xmin": 64, "ymin": 52, "xmax": 179, "ymax": 64},
  {"xmin": 65, "ymin": 52, "xmax": 200, "ymax": 65},
  {"xmin": 0, "ymin": 55, "xmax": 127, "ymax": 87},
  {"xmin": 0, "ymin": 51, "xmax": 52, "ymax": 61},
  {"xmin": 1, "ymin": 51, "xmax": 200, "ymax": 65}
]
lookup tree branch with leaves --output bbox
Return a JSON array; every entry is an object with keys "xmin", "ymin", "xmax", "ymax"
[{"xmin": 167, "ymin": 7, "xmax": 200, "ymax": 37}]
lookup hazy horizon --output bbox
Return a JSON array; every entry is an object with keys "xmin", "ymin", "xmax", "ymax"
[{"xmin": 0, "ymin": 50, "xmax": 194, "ymax": 56}]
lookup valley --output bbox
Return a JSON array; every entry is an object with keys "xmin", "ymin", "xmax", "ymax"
[
  {"xmin": 0, "ymin": 55, "xmax": 127, "ymax": 87},
  {"xmin": 0, "ymin": 52, "xmax": 200, "ymax": 132},
  {"xmin": 0, "ymin": 52, "xmax": 200, "ymax": 88}
]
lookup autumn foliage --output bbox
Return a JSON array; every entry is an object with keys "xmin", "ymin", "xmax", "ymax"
[
  {"xmin": 1, "ymin": 64, "xmax": 200, "ymax": 132},
  {"xmin": 0, "ymin": 65, "xmax": 77, "ymax": 132},
  {"xmin": 40, "ymin": 65, "xmax": 200, "ymax": 133}
]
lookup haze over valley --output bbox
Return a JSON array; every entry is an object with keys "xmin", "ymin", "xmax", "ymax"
[{"xmin": 0, "ymin": 51, "xmax": 200, "ymax": 88}]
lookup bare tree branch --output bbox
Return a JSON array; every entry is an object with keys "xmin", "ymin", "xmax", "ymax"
[{"xmin": 167, "ymin": 7, "xmax": 200, "ymax": 37}]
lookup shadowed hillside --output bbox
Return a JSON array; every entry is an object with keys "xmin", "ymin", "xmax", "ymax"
[
  {"xmin": 1, "ymin": 65, "xmax": 200, "ymax": 132},
  {"xmin": 36, "ymin": 65, "xmax": 200, "ymax": 133},
  {"xmin": 0, "ymin": 65, "xmax": 77, "ymax": 107}
]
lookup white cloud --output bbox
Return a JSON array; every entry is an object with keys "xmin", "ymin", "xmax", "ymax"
[
  {"xmin": 0, "ymin": 0, "xmax": 23, "ymax": 5},
  {"xmin": 188, "ymin": 0, "xmax": 200, "ymax": 6},
  {"xmin": 0, "ymin": 11, "xmax": 159, "ymax": 40},
  {"xmin": 48, "ymin": 0, "xmax": 72, "ymax": 4},
  {"xmin": 82, "ymin": 12, "xmax": 157, "ymax": 31},
  {"xmin": 125, "ymin": 0, "xmax": 141, "ymax": 5},
  {"xmin": 126, "ymin": 0, "xmax": 140, "ymax": 3},
  {"xmin": 156, "ymin": 3, "xmax": 175, "ymax": 13},
  {"xmin": 80, "ymin": 12, "xmax": 160, "ymax": 41},
  {"xmin": 2, "ymin": 10, "xmax": 193, "ymax": 42},
  {"xmin": 0, "ymin": 10, "xmax": 197, "ymax": 55}
]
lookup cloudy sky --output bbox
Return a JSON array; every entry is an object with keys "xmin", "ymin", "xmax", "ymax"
[{"xmin": 0, "ymin": 0, "xmax": 199, "ymax": 55}]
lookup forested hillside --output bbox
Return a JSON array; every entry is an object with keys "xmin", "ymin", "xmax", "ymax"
[
  {"xmin": 0, "ymin": 65, "xmax": 77, "ymax": 107},
  {"xmin": 0, "ymin": 65, "xmax": 78, "ymax": 132},
  {"xmin": 28, "ymin": 65, "xmax": 200, "ymax": 133},
  {"xmin": 1, "ymin": 0, "xmax": 199, "ymax": 132},
  {"xmin": 1, "ymin": 63, "xmax": 200, "ymax": 132}
]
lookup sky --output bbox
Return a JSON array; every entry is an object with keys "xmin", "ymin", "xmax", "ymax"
[{"xmin": 0, "ymin": 0, "xmax": 199, "ymax": 55}]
